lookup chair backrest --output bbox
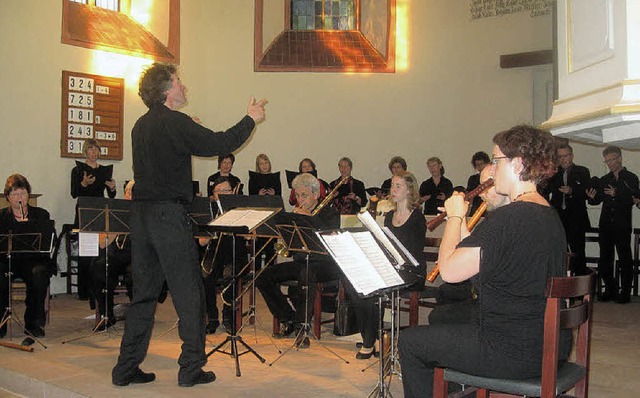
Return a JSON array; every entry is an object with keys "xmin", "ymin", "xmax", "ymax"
[
  {"xmin": 424, "ymin": 236, "xmax": 441, "ymax": 263},
  {"xmin": 541, "ymin": 271, "xmax": 595, "ymax": 397}
]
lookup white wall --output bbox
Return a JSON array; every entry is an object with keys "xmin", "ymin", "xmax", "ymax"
[{"xmin": 2, "ymin": 1, "xmax": 637, "ymax": 292}]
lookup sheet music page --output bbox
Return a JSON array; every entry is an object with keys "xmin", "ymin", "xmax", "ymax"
[
  {"xmin": 320, "ymin": 232, "xmax": 387, "ymax": 296},
  {"xmin": 209, "ymin": 209, "xmax": 273, "ymax": 230},
  {"xmin": 357, "ymin": 211, "xmax": 404, "ymax": 264},
  {"xmin": 351, "ymin": 231, "xmax": 405, "ymax": 287},
  {"xmin": 79, "ymin": 232, "xmax": 99, "ymax": 257}
]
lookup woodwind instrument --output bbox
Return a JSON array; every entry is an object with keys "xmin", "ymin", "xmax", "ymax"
[
  {"xmin": 426, "ymin": 178, "xmax": 493, "ymax": 231},
  {"xmin": 426, "ymin": 198, "xmax": 489, "ymax": 283},
  {"xmin": 310, "ymin": 174, "xmax": 349, "ymax": 216}
]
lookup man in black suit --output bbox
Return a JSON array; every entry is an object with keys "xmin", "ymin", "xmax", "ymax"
[
  {"xmin": 587, "ymin": 146, "xmax": 639, "ymax": 304},
  {"xmin": 545, "ymin": 144, "xmax": 591, "ymax": 276}
]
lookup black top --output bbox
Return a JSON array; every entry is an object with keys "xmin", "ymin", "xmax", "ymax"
[
  {"xmin": 588, "ymin": 167, "xmax": 639, "ymax": 229},
  {"xmin": 329, "ymin": 176, "xmax": 368, "ymax": 215},
  {"xmin": 384, "ymin": 209, "xmax": 426, "ymax": 279},
  {"xmin": 288, "ymin": 204, "xmax": 340, "ymax": 263},
  {"xmin": 131, "ymin": 104, "xmax": 254, "ymax": 204},
  {"xmin": 419, "ymin": 176, "xmax": 454, "ymax": 215},
  {"xmin": 544, "ymin": 164, "xmax": 591, "ymax": 230},
  {"xmin": 457, "ymin": 202, "xmax": 570, "ymax": 365},
  {"xmin": 70, "ymin": 163, "xmax": 116, "ymax": 199},
  {"xmin": 206, "ymin": 172, "xmax": 243, "ymax": 197}
]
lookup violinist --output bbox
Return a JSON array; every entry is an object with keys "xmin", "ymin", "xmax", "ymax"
[
  {"xmin": 398, "ymin": 125, "xmax": 570, "ymax": 398},
  {"xmin": 330, "ymin": 157, "xmax": 367, "ymax": 214}
]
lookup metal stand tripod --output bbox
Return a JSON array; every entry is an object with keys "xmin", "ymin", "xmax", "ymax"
[
  {"xmin": 367, "ymin": 291, "xmax": 401, "ymax": 398},
  {"xmin": 206, "ymin": 235, "xmax": 266, "ymax": 377}
]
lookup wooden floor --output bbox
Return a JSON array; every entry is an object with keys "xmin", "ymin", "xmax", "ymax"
[{"xmin": 0, "ymin": 292, "xmax": 639, "ymax": 397}]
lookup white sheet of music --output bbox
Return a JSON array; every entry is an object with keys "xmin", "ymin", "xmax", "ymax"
[
  {"xmin": 209, "ymin": 209, "xmax": 273, "ymax": 231},
  {"xmin": 357, "ymin": 211, "xmax": 404, "ymax": 264},
  {"xmin": 321, "ymin": 231, "xmax": 404, "ymax": 296},
  {"xmin": 79, "ymin": 232, "xmax": 99, "ymax": 257}
]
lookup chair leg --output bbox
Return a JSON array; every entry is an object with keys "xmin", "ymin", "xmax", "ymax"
[
  {"xmin": 313, "ymin": 283, "xmax": 322, "ymax": 339},
  {"xmin": 409, "ymin": 291, "xmax": 419, "ymax": 327},
  {"xmin": 433, "ymin": 367, "xmax": 448, "ymax": 398},
  {"xmin": 273, "ymin": 316, "xmax": 280, "ymax": 335}
]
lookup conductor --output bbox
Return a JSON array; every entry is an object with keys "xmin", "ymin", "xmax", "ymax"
[{"xmin": 111, "ymin": 62, "xmax": 267, "ymax": 387}]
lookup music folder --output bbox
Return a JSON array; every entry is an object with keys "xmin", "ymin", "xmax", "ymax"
[
  {"xmin": 75, "ymin": 161, "xmax": 113, "ymax": 183},
  {"xmin": 285, "ymin": 169, "xmax": 318, "ymax": 189},
  {"xmin": 315, "ymin": 211, "xmax": 416, "ymax": 297}
]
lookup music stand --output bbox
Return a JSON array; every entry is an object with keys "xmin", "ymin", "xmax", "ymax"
[
  {"xmin": 0, "ymin": 220, "xmax": 54, "ymax": 352},
  {"xmin": 268, "ymin": 213, "xmax": 350, "ymax": 366},
  {"xmin": 219, "ymin": 194, "xmax": 283, "ymax": 334},
  {"xmin": 204, "ymin": 203, "xmax": 279, "ymax": 377},
  {"xmin": 62, "ymin": 197, "xmax": 130, "ymax": 344}
]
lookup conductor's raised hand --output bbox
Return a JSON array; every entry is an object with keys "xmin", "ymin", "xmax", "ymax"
[{"xmin": 247, "ymin": 96, "xmax": 268, "ymax": 123}]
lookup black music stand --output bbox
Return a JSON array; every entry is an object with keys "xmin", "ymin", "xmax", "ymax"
[
  {"xmin": 62, "ymin": 197, "xmax": 130, "ymax": 344},
  {"xmin": 268, "ymin": 213, "xmax": 350, "ymax": 366},
  {"xmin": 315, "ymin": 222, "xmax": 415, "ymax": 398},
  {"xmin": 219, "ymin": 194, "xmax": 283, "ymax": 334},
  {"xmin": 204, "ymin": 203, "xmax": 279, "ymax": 377},
  {"xmin": 0, "ymin": 221, "xmax": 54, "ymax": 351}
]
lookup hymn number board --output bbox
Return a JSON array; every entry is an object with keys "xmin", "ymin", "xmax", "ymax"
[{"xmin": 61, "ymin": 71, "xmax": 124, "ymax": 160}]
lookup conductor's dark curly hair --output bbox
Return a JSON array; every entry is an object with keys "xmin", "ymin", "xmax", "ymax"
[
  {"xmin": 493, "ymin": 125, "xmax": 557, "ymax": 184},
  {"xmin": 138, "ymin": 63, "xmax": 177, "ymax": 108}
]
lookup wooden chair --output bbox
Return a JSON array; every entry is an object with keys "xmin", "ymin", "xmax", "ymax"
[
  {"xmin": 396, "ymin": 237, "xmax": 441, "ymax": 327},
  {"xmin": 584, "ymin": 227, "xmax": 603, "ymax": 296},
  {"xmin": 433, "ymin": 271, "xmax": 596, "ymax": 398}
]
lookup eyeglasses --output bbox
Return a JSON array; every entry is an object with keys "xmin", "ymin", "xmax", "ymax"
[
  {"xmin": 603, "ymin": 156, "xmax": 621, "ymax": 164},
  {"xmin": 214, "ymin": 188, "xmax": 233, "ymax": 194},
  {"xmin": 490, "ymin": 156, "xmax": 508, "ymax": 165}
]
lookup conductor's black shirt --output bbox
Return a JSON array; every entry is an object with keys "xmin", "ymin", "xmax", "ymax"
[{"xmin": 131, "ymin": 105, "xmax": 255, "ymax": 204}]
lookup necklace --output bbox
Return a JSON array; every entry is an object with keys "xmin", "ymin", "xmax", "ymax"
[{"xmin": 513, "ymin": 191, "xmax": 537, "ymax": 202}]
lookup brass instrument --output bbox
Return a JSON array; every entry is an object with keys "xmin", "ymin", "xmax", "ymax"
[
  {"xmin": 200, "ymin": 233, "xmax": 222, "ymax": 278},
  {"xmin": 311, "ymin": 174, "xmax": 349, "ymax": 216}
]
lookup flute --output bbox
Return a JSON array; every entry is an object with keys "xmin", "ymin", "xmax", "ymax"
[
  {"xmin": 426, "ymin": 196, "xmax": 489, "ymax": 283},
  {"xmin": 426, "ymin": 178, "xmax": 493, "ymax": 232}
]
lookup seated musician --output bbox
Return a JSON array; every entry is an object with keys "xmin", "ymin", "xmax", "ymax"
[
  {"xmin": 398, "ymin": 125, "xmax": 572, "ymax": 398},
  {"xmin": 88, "ymin": 180, "xmax": 136, "ymax": 331},
  {"xmin": 0, "ymin": 174, "xmax": 54, "ymax": 339},
  {"xmin": 288, "ymin": 158, "xmax": 330, "ymax": 207},
  {"xmin": 200, "ymin": 176, "xmax": 248, "ymax": 334},
  {"xmin": 379, "ymin": 156, "xmax": 407, "ymax": 195},
  {"xmin": 207, "ymin": 154, "xmax": 242, "ymax": 199},
  {"xmin": 256, "ymin": 173, "xmax": 340, "ymax": 348},
  {"xmin": 330, "ymin": 157, "xmax": 367, "ymax": 214},
  {"xmin": 428, "ymin": 164, "xmax": 510, "ymax": 325},
  {"xmin": 350, "ymin": 171, "xmax": 425, "ymax": 359}
]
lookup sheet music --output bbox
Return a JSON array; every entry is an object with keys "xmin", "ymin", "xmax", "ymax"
[
  {"xmin": 357, "ymin": 211, "xmax": 404, "ymax": 264},
  {"xmin": 209, "ymin": 208, "xmax": 273, "ymax": 231},
  {"xmin": 79, "ymin": 232, "xmax": 99, "ymax": 257},
  {"xmin": 320, "ymin": 231, "xmax": 404, "ymax": 296}
]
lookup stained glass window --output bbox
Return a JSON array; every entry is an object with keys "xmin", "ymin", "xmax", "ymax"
[{"xmin": 291, "ymin": 0, "xmax": 355, "ymax": 30}]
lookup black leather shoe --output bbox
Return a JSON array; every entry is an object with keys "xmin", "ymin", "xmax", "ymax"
[
  {"xmin": 94, "ymin": 318, "xmax": 116, "ymax": 332},
  {"xmin": 294, "ymin": 335, "xmax": 310, "ymax": 349},
  {"xmin": 206, "ymin": 320, "xmax": 220, "ymax": 334},
  {"xmin": 113, "ymin": 367, "xmax": 156, "ymax": 386},
  {"xmin": 598, "ymin": 289, "xmax": 616, "ymax": 302},
  {"xmin": 355, "ymin": 347, "xmax": 377, "ymax": 360},
  {"xmin": 178, "ymin": 370, "xmax": 216, "ymax": 387},
  {"xmin": 25, "ymin": 327, "xmax": 45, "ymax": 338},
  {"xmin": 615, "ymin": 290, "xmax": 631, "ymax": 304}
]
